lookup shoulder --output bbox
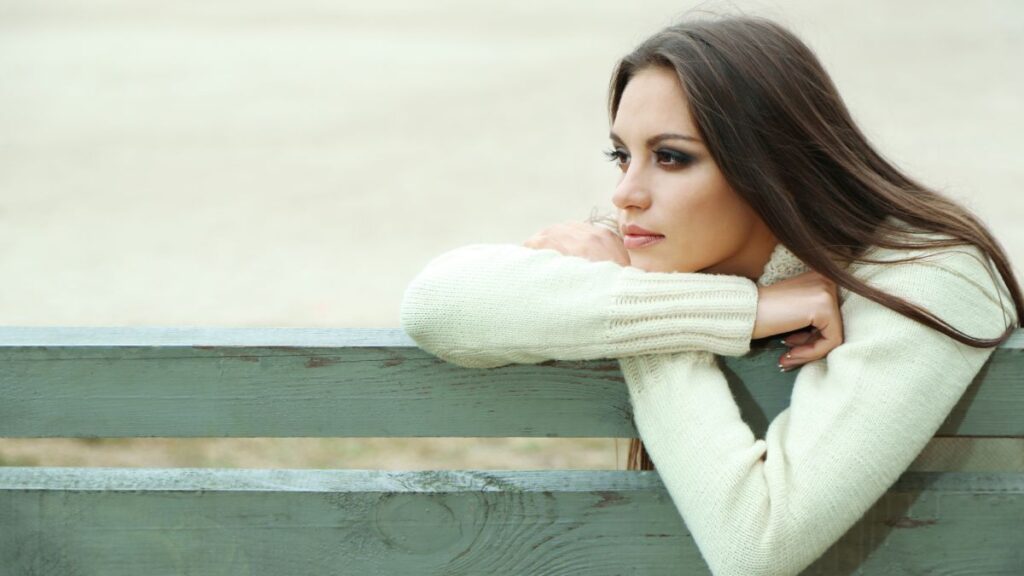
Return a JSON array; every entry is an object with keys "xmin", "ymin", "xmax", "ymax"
[{"xmin": 841, "ymin": 231, "xmax": 1017, "ymax": 341}]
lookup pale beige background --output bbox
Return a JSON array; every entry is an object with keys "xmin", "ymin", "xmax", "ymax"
[
  {"xmin": 1, "ymin": 0, "xmax": 1020, "ymax": 469},
  {"xmin": 2, "ymin": 0, "xmax": 1021, "ymax": 327}
]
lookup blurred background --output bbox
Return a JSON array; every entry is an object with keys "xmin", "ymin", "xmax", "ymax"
[{"xmin": 1, "ymin": 0, "xmax": 1021, "ymax": 470}]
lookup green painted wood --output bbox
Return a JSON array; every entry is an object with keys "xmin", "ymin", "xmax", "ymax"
[
  {"xmin": 1, "ymin": 328, "xmax": 1021, "ymax": 574},
  {"xmin": 0, "ymin": 467, "xmax": 1020, "ymax": 575},
  {"xmin": 0, "ymin": 327, "xmax": 1021, "ymax": 438}
]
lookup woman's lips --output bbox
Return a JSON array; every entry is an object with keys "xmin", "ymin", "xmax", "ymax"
[{"xmin": 623, "ymin": 234, "xmax": 665, "ymax": 249}]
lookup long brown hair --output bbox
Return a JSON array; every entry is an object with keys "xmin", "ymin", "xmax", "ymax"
[{"xmin": 612, "ymin": 15, "xmax": 1023, "ymax": 471}]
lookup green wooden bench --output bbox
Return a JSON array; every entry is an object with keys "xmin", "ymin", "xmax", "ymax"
[{"xmin": 1, "ymin": 326, "xmax": 1021, "ymax": 575}]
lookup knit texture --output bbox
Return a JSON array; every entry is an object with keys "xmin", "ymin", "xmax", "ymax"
[
  {"xmin": 401, "ymin": 244, "xmax": 761, "ymax": 367},
  {"xmin": 756, "ymin": 241, "xmax": 809, "ymax": 287},
  {"xmin": 400, "ymin": 233, "xmax": 1017, "ymax": 575},
  {"xmin": 619, "ymin": 238, "xmax": 1016, "ymax": 575}
]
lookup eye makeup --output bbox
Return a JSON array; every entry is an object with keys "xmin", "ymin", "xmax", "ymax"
[{"xmin": 602, "ymin": 146, "xmax": 696, "ymax": 168}]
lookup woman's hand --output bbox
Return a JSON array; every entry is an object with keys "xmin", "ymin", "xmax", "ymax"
[
  {"xmin": 523, "ymin": 221, "xmax": 631, "ymax": 267},
  {"xmin": 754, "ymin": 270, "xmax": 844, "ymax": 371}
]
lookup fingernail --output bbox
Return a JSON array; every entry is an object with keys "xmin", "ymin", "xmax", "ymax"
[
  {"xmin": 785, "ymin": 353, "xmax": 792, "ymax": 359},
  {"xmin": 777, "ymin": 363, "xmax": 783, "ymax": 369},
  {"xmin": 779, "ymin": 339, "xmax": 787, "ymax": 345}
]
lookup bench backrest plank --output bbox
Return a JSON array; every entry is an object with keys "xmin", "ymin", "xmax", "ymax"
[
  {"xmin": 1, "ymin": 327, "xmax": 1021, "ymax": 438},
  {"xmin": 1, "ymin": 467, "xmax": 1021, "ymax": 575}
]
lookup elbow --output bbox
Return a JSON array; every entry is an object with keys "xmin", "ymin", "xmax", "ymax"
[
  {"xmin": 696, "ymin": 506, "xmax": 820, "ymax": 576},
  {"xmin": 708, "ymin": 553, "xmax": 795, "ymax": 576},
  {"xmin": 399, "ymin": 274, "xmax": 449, "ymax": 357},
  {"xmin": 703, "ymin": 544, "xmax": 809, "ymax": 576},
  {"xmin": 399, "ymin": 244, "xmax": 485, "ymax": 350},
  {"xmin": 399, "ymin": 273, "xmax": 504, "ymax": 370},
  {"xmin": 400, "ymin": 243, "xmax": 529, "ymax": 369}
]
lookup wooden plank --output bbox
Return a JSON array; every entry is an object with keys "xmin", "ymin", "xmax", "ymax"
[
  {"xmin": 0, "ymin": 327, "xmax": 1021, "ymax": 438},
  {"xmin": 804, "ymin": 471, "xmax": 1024, "ymax": 575},
  {"xmin": 0, "ymin": 467, "xmax": 1020, "ymax": 575}
]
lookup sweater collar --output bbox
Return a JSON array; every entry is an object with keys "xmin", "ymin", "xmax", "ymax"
[{"xmin": 756, "ymin": 242, "xmax": 809, "ymax": 287}]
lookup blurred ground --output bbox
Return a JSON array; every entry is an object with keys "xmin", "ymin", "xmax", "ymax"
[
  {"xmin": 0, "ymin": 438, "xmax": 623, "ymax": 470},
  {"xmin": 1, "ymin": 0, "xmax": 1021, "ymax": 470}
]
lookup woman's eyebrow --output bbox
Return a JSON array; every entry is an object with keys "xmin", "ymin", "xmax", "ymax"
[{"xmin": 609, "ymin": 132, "xmax": 702, "ymax": 146}]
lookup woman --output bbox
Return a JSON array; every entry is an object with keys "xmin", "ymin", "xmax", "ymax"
[{"xmin": 400, "ymin": 15, "xmax": 1022, "ymax": 575}]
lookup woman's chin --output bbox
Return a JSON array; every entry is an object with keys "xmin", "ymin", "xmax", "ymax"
[
  {"xmin": 625, "ymin": 255, "xmax": 667, "ymax": 273},
  {"xmin": 626, "ymin": 254, "xmax": 698, "ymax": 274}
]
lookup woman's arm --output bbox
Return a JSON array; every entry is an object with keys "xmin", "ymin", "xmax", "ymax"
[
  {"xmin": 619, "ymin": 244, "xmax": 1017, "ymax": 576},
  {"xmin": 400, "ymin": 243, "xmax": 759, "ymax": 369}
]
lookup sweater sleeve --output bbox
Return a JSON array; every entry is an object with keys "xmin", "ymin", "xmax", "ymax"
[
  {"xmin": 620, "ymin": 244, "xmax": 1017, "ymax": 576},
  {"xmin": 399, "ymin": 243, "xmax": 759, "ymax": 369}
]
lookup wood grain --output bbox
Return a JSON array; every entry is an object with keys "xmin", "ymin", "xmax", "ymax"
[
  {"xmin": 0, "ymin": 327, "xmax": 1020, "ymax": 438},
  {"xmin": 0, "ymin": 468, "xmax": 1020, "ymax": 575}
]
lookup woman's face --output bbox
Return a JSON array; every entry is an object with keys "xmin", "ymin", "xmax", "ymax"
[{"xmin": 610, "ymin": 66, "xmax": 776, "ymax": 277}]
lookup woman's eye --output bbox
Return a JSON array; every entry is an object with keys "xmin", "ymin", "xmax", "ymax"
[
  {"xmin": 655, "ymin": 148, "xmax": 694, "ymax": 167},
  {"xmin": 603, "ymin": 148, "xmax": 629, "ymax": 169},
  {"xmin": 604, "ymin": 147, "xmax": 692, "ymax": 170}
]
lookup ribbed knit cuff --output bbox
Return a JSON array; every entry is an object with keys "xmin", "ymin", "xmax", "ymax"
[{"xmin": 606, "ymin": 269, "xmax": 759, "ymax": 357}]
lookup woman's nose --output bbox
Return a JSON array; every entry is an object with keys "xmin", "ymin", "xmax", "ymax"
[{"xmin": 611, "ymin": 166, "xmax": 652, "ymax": 211}]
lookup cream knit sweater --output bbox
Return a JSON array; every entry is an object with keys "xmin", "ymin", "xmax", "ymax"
[{"xmin": 399, "ymin": 234, "xmax": 1017, "ymax": 575}]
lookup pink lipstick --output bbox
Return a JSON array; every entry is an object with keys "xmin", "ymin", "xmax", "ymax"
[{"xmin": 622, "ymin": 223, "xmax": 665, "ymax": 249}]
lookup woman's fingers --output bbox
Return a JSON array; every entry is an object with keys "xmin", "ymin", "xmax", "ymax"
[
  {"xmin": 781, "ymin": 328, "xmax": 817, "ymax": 347},
  {"xmin": 787, "ymin": 325, "xmax": 833, "ymax": 361},
  {"xmin": 523, "ymin": 220, "xmax": 630, "ymax": 266},
  {"xmin": 771, "ymin": 271, "xmax": 844, "ymax": 372}
]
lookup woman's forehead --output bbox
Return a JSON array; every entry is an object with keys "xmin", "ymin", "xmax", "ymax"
[{"xmin": 612, "ymin": 68, "xmax": 696, "ymax": 141}]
